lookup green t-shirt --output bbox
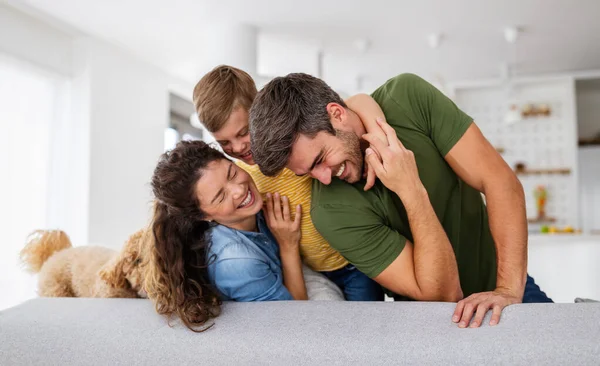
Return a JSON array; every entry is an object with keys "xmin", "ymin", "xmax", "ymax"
[{"xmin": 311, "ymin": 73, "xmax": 497, "ymax": 297}]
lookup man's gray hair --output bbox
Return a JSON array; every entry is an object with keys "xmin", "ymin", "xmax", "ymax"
[{"xmin": 249, "ymin": 73, "xmax": 346, "ymax": 176}]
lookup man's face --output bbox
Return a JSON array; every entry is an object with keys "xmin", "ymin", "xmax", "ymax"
[{"xmin": 288, "ymin": 129, "xmax": 363, "ymax": 185}]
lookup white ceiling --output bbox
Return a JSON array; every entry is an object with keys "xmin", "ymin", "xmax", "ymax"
[{"xmin": 13, "ymin": 0, "xmax": 600, "ymax": 86}]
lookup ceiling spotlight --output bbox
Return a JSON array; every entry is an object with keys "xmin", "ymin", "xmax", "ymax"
[
  {"xmin": 504, "ymin": 27, "xmax": 522, "ymax": 44},
  {"xmin": 354, "ymin": 38, "xmax": 371, "ymax": 53},
  {"xmin": 428, "ymin": 33, "xmax": 443, "ymax": 49}
]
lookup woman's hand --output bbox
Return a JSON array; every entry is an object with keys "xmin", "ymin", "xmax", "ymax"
[{"xmin": 263, "ymin": 192, "xmax": 302, "ymax": 251}]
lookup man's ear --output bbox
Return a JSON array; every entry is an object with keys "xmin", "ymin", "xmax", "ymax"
[{"xmin": 326, "ymin": 103, "xmax": 347, "ymax": 129}]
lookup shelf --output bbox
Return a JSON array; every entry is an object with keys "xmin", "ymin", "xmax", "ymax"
[
  {"xmin": 528, "ymin": 217, "xmax": 557, "ymax": 224},
  {"xmin": 535, "ymin": 231, "xmax": 581, "ymax": 235},
  {"xmin": 579, "ymin": 137, "xmax": 600, "ymax": 146},
  {"xmin": 515, "ymin": 168, "xmax": 571, "ymax": 176},
  {"xmin": 516, "ymin": 117, "xmax": 562, "ymax": 124}
]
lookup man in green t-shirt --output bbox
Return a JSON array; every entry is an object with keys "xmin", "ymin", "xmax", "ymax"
[{"xmin": 249, "ymin": 73, "xmax": 552, "ymax": 328}]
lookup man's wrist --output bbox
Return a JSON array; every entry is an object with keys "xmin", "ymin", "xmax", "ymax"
[
  {"xmin": 495, "ymin": 283, "xmax": 525, "ymax": 299},
  {"xmin": 398, "ymin": 186, "xmax": 429, "ymax": 211}
]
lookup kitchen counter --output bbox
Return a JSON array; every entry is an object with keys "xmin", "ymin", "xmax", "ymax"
[{"xmin": 527, "ymin": 234, "xmax": 600, "ymax": 302}]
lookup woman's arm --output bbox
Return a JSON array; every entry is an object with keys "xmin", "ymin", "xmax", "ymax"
[
  {"xmin": 264, "ymin": 192, "xmax": 307, "ymax": 300},
  {"xmin": 280, "ymin": 245, "xmax": 307, "ymax": 300},
  {"xmin": 210, "ymin": 255, "xmax": 294, "ymax": 301},
  {"xmin": 345, "ymin": 94, "xmax": 389, "ymax": 190}
]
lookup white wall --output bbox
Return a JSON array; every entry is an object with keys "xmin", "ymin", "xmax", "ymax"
[
  {"xmin": 80, "ymin": 38, "xmax": 169, "ymax": 247},
  {"xmin": 0, "ymin": 4, "xmax": 73, "ymax": 76},
  {"xmin": 256, "ymin": 33, "xmax": 434, "ymax": 97},
  {"xmin": 53, "ymin": 39, "xmax": 92, "ymax": 246},
  {"xmin": 258, "ymin": 33, "xmax": 320, "ymax": 77}
]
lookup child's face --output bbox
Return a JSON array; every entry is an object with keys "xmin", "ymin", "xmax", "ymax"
[{"xmin": 213, "ymin": 107, "xmax": 254, "ymax": 165}]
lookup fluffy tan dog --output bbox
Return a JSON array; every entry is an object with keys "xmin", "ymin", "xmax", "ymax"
[{"xmin": 20, "ymin": 229, "xmax": 150, "ymax": 298}]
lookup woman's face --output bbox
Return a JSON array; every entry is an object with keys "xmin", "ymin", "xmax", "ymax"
[
  {"xmin": 212, "ymin": 108, "xmax": 255, "ymax": 165},
  {"xmin": 195, "ymin": 159, "xmax": 262, "ymax": 229}
]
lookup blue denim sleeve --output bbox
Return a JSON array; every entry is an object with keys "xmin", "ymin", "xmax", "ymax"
[{"xmin": 212, "ymin": 257, "xmax": 293, "ymax": 302}]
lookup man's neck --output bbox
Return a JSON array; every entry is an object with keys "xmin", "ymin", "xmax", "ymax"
[
  {"xmin": 345, "ymin": 108, "xmax": 370, "ymax": 154},
  {"xmin": 345, "ymin": 108, "xmax": 367, "ymax": 137}
]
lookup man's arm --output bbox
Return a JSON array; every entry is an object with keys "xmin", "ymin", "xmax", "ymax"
[
  {"xmin": 446, "ymin": 123, "xmax": 527, "ymax": 327},
  {"xmin": 363, "ymin": 121, "xmax": 462, "ymax": 301},
  {"xmin": 314, "ymin": 203, "xmax": 462, "ymax": 302},
  {"xmin": 373, "ymin": 195, "xmax": 463, "ymax": 302},
  {"xmin": 382, "ymin": 73, "xmax": 527, "ymax": 327}
]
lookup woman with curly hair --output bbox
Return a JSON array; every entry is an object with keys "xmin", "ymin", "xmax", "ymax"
[{"xmin": 145, "ymin": 140, "xmax": 311, "ymax": 331}]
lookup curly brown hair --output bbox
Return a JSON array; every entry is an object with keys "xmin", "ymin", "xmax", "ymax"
[{"xmin": 146, "ymin": 140, "xmax": 225, "ymax": 331}]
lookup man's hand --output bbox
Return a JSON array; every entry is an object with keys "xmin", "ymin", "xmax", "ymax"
[
  {"xmin": 362, "ymin": 155, "xmax": 378, "ymax": 191},
  {"xmin": 452, "ymin": 288, "xmax": 522, "ymax": 328},
  {"xmin": 363, "ymin": 119, "xmax": 425, "ymax": 201}
]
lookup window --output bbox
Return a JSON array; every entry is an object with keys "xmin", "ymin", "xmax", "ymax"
[
  {"xmin": 0, "ymin": 54, "xmax": 69, "ymax": 310},
  {"xmin": 165, "ymin": 93, "xmax": 218, "ymax": 151}
]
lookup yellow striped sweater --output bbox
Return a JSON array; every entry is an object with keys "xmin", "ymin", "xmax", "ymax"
[{"xmin": 236, "ymin": 161, "xmax": 348, "ymax": 272}]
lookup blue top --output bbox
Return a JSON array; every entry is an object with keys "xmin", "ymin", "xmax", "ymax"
[{"xmin": 206, "ymin": 212, "xmax": 292, "ymax": 301}]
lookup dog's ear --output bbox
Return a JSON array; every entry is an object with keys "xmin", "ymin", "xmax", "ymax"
[{"xmin": 98, "ymin": 255, "xmax": 129, "ymax": 289}]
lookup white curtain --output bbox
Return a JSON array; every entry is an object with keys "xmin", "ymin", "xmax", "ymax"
[{"xmin": 0, "ymin": 55, "xmax": 68, "ymax": 310}]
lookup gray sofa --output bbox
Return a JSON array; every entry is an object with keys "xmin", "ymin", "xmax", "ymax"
[{"xmin": 1, "ymin": 298, "xmax": 599, "ymax": 365}]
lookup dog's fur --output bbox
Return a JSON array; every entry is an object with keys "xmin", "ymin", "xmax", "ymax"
[{"xmin": 20, "ymin": 229, "xmax": 150, "ymax": 298}]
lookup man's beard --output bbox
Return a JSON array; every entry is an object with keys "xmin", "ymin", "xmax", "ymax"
[{"xmin": 335, "ymin": 129, "xmax": 363, "ymax": 183}]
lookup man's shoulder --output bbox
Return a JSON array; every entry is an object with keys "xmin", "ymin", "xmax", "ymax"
[
  {"xmin": 371, "ymin": 73, "xmax": 434, "ymax": 132},
  {"xmin": 372, "ymin": 72, "xmax": 427, "ymax": 95},
  {"xmin": 371, "ymin": 73, "xmax": 424, "ymax": 98}
]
